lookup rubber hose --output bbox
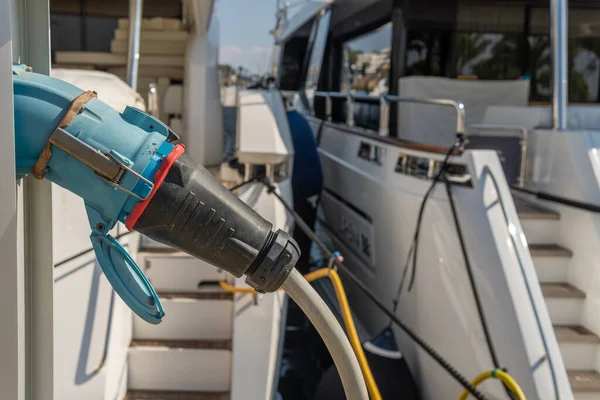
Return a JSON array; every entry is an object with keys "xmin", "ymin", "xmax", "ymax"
[
  {"xmin": 219, "ymin": 269, "xmax": 383, "ymax": 399},
  {"xmin": 303, "ymin": 268, "xmax": 382, "ymax": 400},
  {"xmin": 282, "ymin": 269, "xmax": 369, "ymax": 400}
]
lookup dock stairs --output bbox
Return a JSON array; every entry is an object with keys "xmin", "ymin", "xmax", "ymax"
[
  {"xmin": 125, "ymin": 249, "xmax": 233, "ymax": 400},
  {"xmin": 515, "ymin": 195, "xmax": 600, "ymax": 400}
]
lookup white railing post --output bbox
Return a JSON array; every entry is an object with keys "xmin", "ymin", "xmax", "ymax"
[
  {"xmin": 551, "ymin": 0, "xmax": 568, "ymax": 130},
  {"xmin": 346, "ymin": 94, "xmax": 355, "ymax": 127},
  {"xmin": 326, "ymin": 94, "xmax": 332, "ymax": 122},
  {"xmin": 378, "ymin": 96, "xmax": 390, "ymax": 136}
]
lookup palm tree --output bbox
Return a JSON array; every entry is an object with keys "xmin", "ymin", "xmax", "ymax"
[
  {"xmin": 528, "ymin": 36, "xmax": 551, "ymax": 101},
  {"xmin": 456, "ymin": 33, "xmax": 493, "ymax": 75},
  {"xmin": 471, "ymin": 34, "xmax": 521, "ymax": 79}
]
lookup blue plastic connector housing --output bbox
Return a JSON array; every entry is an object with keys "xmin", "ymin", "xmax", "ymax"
[{"xmin": 13, "ymin": 65, "xmax": 173, "ymax": 324}]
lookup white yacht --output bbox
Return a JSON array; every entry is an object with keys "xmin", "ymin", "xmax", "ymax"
[
  {"xmin": 274, "ymin": 0, "xmax": 600, "ymax": 399},
  {"xmin": 3, "ymin": 0, "xmax": 600, "ymax": 399},
  {"xmin": 2, "ymin": 0, "xmax": 295, "ymax": 399}
]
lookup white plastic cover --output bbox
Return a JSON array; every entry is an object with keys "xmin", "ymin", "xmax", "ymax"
[
  {"xmin": 397, "ymin": 76, "xmax": 530, "ymax": 146},
  {"xmin": 163, "ymin": 85, "xmax": 183, "ymax": 115},
  {"xmin": 51, "ymin": 68, "xmax": 146, "ymax": 113},
  {"xmin": 237, "ymin": 90, "xmax": 294, "ymax": 165}
]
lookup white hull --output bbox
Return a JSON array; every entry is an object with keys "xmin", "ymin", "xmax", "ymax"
[{"xmin": 309, "ymin": 116, "xmax": 572, "ymax": 399}]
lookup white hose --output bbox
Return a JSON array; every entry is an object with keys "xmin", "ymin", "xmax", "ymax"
[{"xmin": 281, "ymin": 269, "xmax": 369, "ymax": 400}]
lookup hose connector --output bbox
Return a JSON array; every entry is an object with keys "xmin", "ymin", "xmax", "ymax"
[
  {"xmin": 130, "ymin": 152, "xmax": 301, "ymax": 293},
  {"xmin": 245, "ymin": 229, "xmax": 299, "ymax": 293}
]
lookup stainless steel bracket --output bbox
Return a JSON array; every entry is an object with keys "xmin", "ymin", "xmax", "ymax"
[{"xmin": 48, "ymin": 127, "xmax": 154, "ymax": 201}]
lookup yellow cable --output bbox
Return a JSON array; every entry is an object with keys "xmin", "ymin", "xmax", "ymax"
[
  {"xmin": 218, "ymin": 268, "xmax": 382, "ymax": 400},
  {"xmin": 458, "ymin": 369, "xmax": 526, "ymax": 400},
  {"xmin": 218, "ymin": 281, "xmax": 256, "ymax": 294},
  {"xmin": 319, "ymin": 269, "xmax": 383, "ymax": 400},
  {"xmin": 219, "ymin": 275, "xmax": 530, "ymax": 400}
]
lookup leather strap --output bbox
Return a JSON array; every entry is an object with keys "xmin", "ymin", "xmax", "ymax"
[{"xmin": 32, "ymin": 90, "xmax": 98, "ymax": 179}]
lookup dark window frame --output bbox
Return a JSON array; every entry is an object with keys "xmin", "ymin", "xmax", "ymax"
[{"xmin": 277, "ymin": 17, "xmax": 319, "ymax": 91}]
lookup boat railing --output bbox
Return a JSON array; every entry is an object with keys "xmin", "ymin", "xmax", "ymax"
[
  {"xmin": 312, "ymin": 91, "xmax": 465, "ymax": 138},
  {"xmin": 312, "ymin": 91, "xmax": 531, "ymax": 187},
  {"xmin": 481, "ymin": 165, "xmax": 560, "ymax": 398}
]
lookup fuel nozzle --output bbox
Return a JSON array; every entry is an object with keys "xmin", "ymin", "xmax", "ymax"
[
  {"xmin": 126, "ymin": 147, "xmax": 300, "ymax": 293},
  {"xmin": 13, "ymin": 67, "xmax": 299, "ymax": 324}
]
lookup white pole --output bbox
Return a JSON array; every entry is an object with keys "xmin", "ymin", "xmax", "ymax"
[
  {"xmin": 126, "ymin": 0, "xmax": 143, "ymax": 91},
  {"xmin": 0, "ymin": 0, "xmax": 23, "ymax": 398},
  {"xmin": 551, "ymin": 0, "xmax": 568, "ymax": 130}
]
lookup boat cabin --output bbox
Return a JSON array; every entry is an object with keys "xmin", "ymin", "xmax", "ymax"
[
  {"xmin": 277, "ymin": 0, "xmax": 600, "ymax": 145},
  {"xmin": 275, "ymin": 1, "xmax": 600, "ymax": 399}
]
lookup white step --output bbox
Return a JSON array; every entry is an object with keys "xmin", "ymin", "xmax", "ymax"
[
  {"xmin": 556, "ymin": 326, "xmax": 600, "ymax": 370},
  {"xmin": 134, "ymin": 293, "xmax": 234, "ymax": 340},
  {"xmin": 515, "ymin": 196, "xmax": 560, "ymax": 244},
  {"xmin": 140, "ymin": 251, "xmax": 228, "ymax": 292},
  {"xmin": 532, "ymin": 256, "xmax": 568, "ymax": 283},
  {"xmin": 530, "ymin": 244, "xmax": 572, "ymax": 284},
  {"xmin": 128, "ymin": 339, "xmax": 232, "ymax": 392},
  {"xmin": 542, "ymin": 283, "xmax": 585, "ymax": 326},
  {"xmin": 574, "ymin": 393, "xmax": 600, "ymax": 400},
  {"xmin": 126, "ymin": 389, "xmax": 229, "ymax": 399},
  {"xmin": 521, "ymin": 219, "xmax": 560, "ymax": 244},
  {"xmin": 126, "ymin": 390, "xmax": 229, "ymax": 399},
  {"xmin": 570, "ymin": 371, "xmax": 600, "ymax": 400},
  {"xmin": 546, "ymin": 298, "xmax": 584, "ymax": 325}
]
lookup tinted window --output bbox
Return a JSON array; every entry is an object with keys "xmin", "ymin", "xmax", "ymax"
[
  {"xmin": 453, "ymin": 4, "xmax": 600, "ymax": 103},
  {"xmin": 341, "ymin": 23, "xmax": 392, "ymax": 95},
  {"xmin": 456, "ymin": 33, "xmax": 521, "ymax": 80},
  {"xmin": 566, "ymin": 9, "xmax": 600, "ymax": 103},
  {"xmin": 528, "ymin": 7, "xmax": 600, "ymax": 103},
  {"xmin": 278, "ymin": 19, "xmax": 316, "ymax": 91},
  {"xmin": 455, "ymin": 5, "xmax": 524, "ymax": 80},
  {"xmin": 406, "ymin": 32, "xmax": 443, "ymax": 76}
]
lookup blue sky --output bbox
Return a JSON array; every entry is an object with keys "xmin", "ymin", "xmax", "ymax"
[{"xmin": 216, "ymin": 0, "xmax": 277, "ymax": 74}]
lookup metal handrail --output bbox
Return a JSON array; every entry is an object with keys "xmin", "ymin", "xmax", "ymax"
[
  {"xmin": 482, "ymin": 165, "xmax": 560, "ymax": 399},
  {"xmin": 386, "ymin": 94, "xmax": 465, "ymax": 136},
  {"xmin": 312, "ymin": 91, "xmax": 465, "ymax": 137},
  {"xmin": 469, "ymin": 124, "xmax": 528, "ymax": 187},
  {"xmin": 511, "ymin": 186, "xmax": 600, "ymax": 214},
  {"xmin": 126, "ymin": 0, "xmax": 143, "ymax": 90}
]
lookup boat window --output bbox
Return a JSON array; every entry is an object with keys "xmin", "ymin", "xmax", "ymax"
[
  {"xmin": 569, "ymin": 9, "xmax": 600, "ymax": 103},
  {"xmin": 406, "ymin": 32, "xmax": 443, "ymax": 77},
  {"xmin": 455, "ymin": 33, "xmax": 521, "ymax": 80},
  {"xmin": 340, "ymin": 22, "xmax": 392, "ymax": 96},
  {"xmin": 278, "ymin": 18, "xmax": 317, "ymax": 91},
  {"xmin": 305, "ymin": 11, "xmax": 331, "ymax": 92},
  {"xmin": 330, "ymin": 23, "xmax": 392, "ymax": 131},
  {"xmin": 528, "ymin": 8, "xmax": 552, "ymax": 102},
  {"xmin": 454, "ymin": 5, "xmax": 524, "ymax": 82},
  {"xmin": 452, "ymin": 3, "xmax": 600, "ymax": 103},
  {"xmin": 530, "ymin": 7, "xmax": 600, "ymax": 103}
]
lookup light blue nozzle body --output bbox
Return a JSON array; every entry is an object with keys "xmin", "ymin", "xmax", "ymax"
[{"xmin": 12, "ymin": 65, "xmax": 174, "ymax": 324}]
